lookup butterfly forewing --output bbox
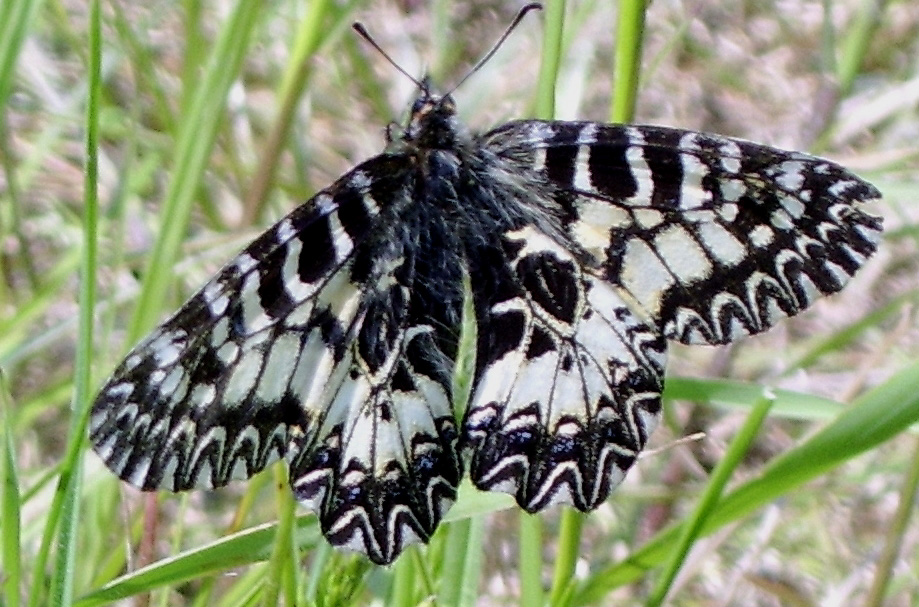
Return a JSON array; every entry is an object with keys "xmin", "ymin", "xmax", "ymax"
[
  {"xmin": 91, "ymin": 81, "xmax": 881, "ymax": 565},
  {"xmin": 90, "ymin": 156, "xmax": 403, "ymax": 491},
  {"xmin": 483, "ymin": 121, "xmax": 882, "ymax": 345}
]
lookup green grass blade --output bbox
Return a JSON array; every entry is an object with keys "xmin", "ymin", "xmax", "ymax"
[
  {"xmin": 0, "ymin": 0, "xmax": 42, "ymax": 108},
  {"xmin": 127, "ymin": 1, "xmax": 265, "ymax": 343},
  {"xmin": 388, "ymin": 551, "xmax": 417, "ymax": 606},
  {"xmin": 262, "ymin": 466, "xmax": 298, "ymax": 607},
  {"xmin": 534, "ymin": 8, "xmax": 590, "ymax": 599},
  {"xmin": 663, "ymin": 377, "xmax": 847, "ymax": 422},
  {"xmin": 611, "ymin": 0, "xmax": 647, "ymax": 123},
  {"xmin": 0, "ymin": 248, "xmax": 81, "ymax": 365},
  {"xmin": 437, "ymin": 516, "xmax": 485, "ymax": 607},
  {"xmin": 74, "ymin": 516, "xmax": 322, "ymax": 607},
  {"xmin": 458, "ymin": 518, "xmax": 487, "ymax": 607},
  {"xmin": 0, "ymin": 0, "xmax": 44, "ymax": 307},
  {"xmin": 45, "ymin": 3, "xmax": 101, "ymax": 605},
  {"xmin": 242, "ymin": 0, "xmax": 345, "ymax": 224},
  {"xmin": 1, "ymin": 374, "xmax": 22, "ymax": 607},
  {"xmin": 836, "ymin": 0, "xmax": 889, "ymax": 97},
  {"xmin": 519, "ymin": 514, "xmax": 544, "ymax": 607},
  {"xmin": 547, "ymin": 510, "xmax": 583, "ymax": 607},
  {"xmin": 647, "ymin": 391, "xmax": 774, "ymax": 606},
  {"xmin": 788, "ymin": 290, "xmax": 918, "ymax": 371},
  {"xmin": 865, "ymin": 436, "xmax": 919, "ymax": 606},
  {"xmin": 574, "ymin": 361, "xmax": 919, "ymax": 604},
  {"xmin": 534, "ymin": 0, "xmax": 566, "ymax": 119}
]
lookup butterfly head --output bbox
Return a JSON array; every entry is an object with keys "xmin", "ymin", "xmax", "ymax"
[{"xmin": 399, "ymin": 76, "xmax": 468, "ymax": 150}]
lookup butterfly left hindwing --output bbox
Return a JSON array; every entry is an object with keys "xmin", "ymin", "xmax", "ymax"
[{"xmin": 91, "ymin": 80, "xmax": 881, "ymax": 565}]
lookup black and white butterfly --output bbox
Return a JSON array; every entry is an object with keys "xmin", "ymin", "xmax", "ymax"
[{"xmin": 90, "ymin": 17, "xmax": 882, "ymax": 565}]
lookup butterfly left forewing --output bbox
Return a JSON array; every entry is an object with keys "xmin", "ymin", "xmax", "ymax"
[{"xmin": 89, "ymin": 157, "xmax": 406, "ymax": 492}]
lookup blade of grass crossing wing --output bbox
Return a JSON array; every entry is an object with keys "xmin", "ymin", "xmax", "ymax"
[
  {"xmin": 263, "ymin": 465, "xmax": 298, "ymax": 607},
  {"xmin": 532, "ymin": 3, "xmax": 573, "ymax": 601},
  {"xmin": 544, "ymin": 2, "xmax": 651, "ymax": 603},
  {"xmin": 573, "ymin": 362, "xmax": 919, "ymax": 604},
  {"xmin": 647, "ymin": 391, "xmax": 774, "ymax": 606}
]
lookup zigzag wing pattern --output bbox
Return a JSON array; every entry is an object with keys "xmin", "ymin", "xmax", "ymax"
[
  {"xmin": 286, "ymin": 244, "xmax": 462, "ymax": 565},
  {"xmin": 483, "ymin": 121, "xmax": 883, "ymax": 344},
  {"xmin": 91, "ymin": 156, "xmax": 464, "ymax": 565},
  {"xmin": 464, "ymin": 225, "xmax": 667, "ymax": 512},
  {"xmin": 90, "ymin": 158, "xmax": 405, "ymax": 491}
]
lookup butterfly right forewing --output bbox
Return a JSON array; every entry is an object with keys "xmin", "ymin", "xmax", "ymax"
[{"xmin": 482, "ymin": 120, "xmax": 882, "ymax": 345}]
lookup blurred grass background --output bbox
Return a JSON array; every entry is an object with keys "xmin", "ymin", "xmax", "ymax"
[{"xmin": 2, "ymin": 1, "xmax": 919, "ymax": 606}]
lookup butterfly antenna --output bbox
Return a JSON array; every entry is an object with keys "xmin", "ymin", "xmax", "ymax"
[
  {"xmin": 353, "ymin": 22, "xmax": 425, "ymax": 91},
  {"xmin": 446, "ymin": 3, "xmax": 543, "ymax": 96}
]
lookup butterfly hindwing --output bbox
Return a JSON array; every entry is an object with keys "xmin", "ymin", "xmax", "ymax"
[
  {"xmin": 286, "ymin": 245, "xmax": 463, "ymax": 564},
  {"xmin": 464, "ymin": 224, "xmax": 667, "ymax": 512}
]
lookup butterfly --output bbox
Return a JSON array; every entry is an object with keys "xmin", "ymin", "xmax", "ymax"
[{"xmin": 89, "ymin": 13, "xmax": 882, "ymax": 566}]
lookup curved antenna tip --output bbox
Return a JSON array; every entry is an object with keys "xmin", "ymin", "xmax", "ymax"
[
  {"xmin": 353, "ymin": 22, "xmax": 424, "ymax": 90},
  {"xmin": 354, "ymin": 4, "xmax": 543, "ymax": 96},
  {"xmin": 446, "ymin": 3, "xmax": 544, "ymax": 95}
]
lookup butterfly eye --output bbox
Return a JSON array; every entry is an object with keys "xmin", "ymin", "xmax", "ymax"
[
  {"xmin": 411, "ymin": 97, "xmax": 427, "ymax": 116},
  {"xmin": 440, "ymin": 94, "xmax": 456, "ymax": 113}
]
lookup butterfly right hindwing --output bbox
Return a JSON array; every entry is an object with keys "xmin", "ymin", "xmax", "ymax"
[{"xmin": 464, "ymin": 223, "xmax": 667, "ymax": 512}]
